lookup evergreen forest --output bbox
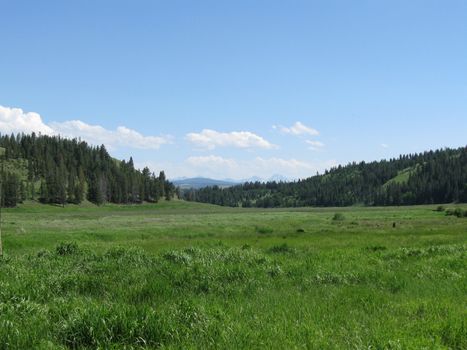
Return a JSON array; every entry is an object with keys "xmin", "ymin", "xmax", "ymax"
[
  {"xmin": 183, "ymin": 146, "xmax": 467, "ymax": 207},
  {"xmin": 0, "ymin": 133, "xmax": 176, "ymax": 207}
]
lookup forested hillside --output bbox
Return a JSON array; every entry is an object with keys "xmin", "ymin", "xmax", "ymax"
[
  {"xmin": 184, "ymin": 147, "xmax": 467, "ymax": 207},
  {"xmin": 0, "ymin": 133, "xmax": 176, "ymax": 207}
]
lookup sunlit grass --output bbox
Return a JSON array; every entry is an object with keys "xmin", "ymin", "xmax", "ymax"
[{"xmin": 0, "ymin": 201, "xmax": 466, "ymax": 348}]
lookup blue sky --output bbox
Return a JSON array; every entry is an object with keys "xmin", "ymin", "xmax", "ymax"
[{"xmin": 1, "ymin": 0, "xmax": 466, "ymax": 180}]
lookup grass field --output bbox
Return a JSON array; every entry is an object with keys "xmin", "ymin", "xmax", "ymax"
[{"xmin": 1, "ymin": 200, "xmax": 466, "ymax": 349}]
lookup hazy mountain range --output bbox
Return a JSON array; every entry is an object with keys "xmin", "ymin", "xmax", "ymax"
[{"xmin": 172, "ymin": 174, "xmax": 289, "ymax": 189}]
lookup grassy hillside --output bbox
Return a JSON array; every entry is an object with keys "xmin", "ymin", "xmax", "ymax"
[
  {"xmin": 1, "ymin": 201, "xmax": 466, "ymax": 348},
  {"xmin": 3, "ymin": 158, "xmax": 29, "ymax": 179},
  {"xmin": 382, "ymin": 164, "xmax": 420, "ymax": 188}
]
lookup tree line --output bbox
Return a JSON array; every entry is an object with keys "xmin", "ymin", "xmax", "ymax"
[
  {"xmin": 183, "ymin": 146, "xmax": 467, "ymax": 207},
  {"xmin": 0, "ymin": 133, "xmax": 176, "ymax": 207}
]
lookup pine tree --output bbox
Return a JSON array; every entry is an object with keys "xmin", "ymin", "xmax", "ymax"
[
  {"xmin": 159, "ymin": 171, "xmax": 166, "ymax": 198},
  {"xmin": 29, "ymin": 180, "xmax": 35, "ymax": 201},
  {"xmin": 75, "ymin": 167, "xmax": 86, "ymax": 204},
  {"xmin": 3, "ymin": 173, "xmax": 19, "ymax": 207},
  {"xmin": 88, "ymin": 173, "xmax": 104, "ymax": 205},
  {"xmin": 19, "ymin": 181, "xmax": 26, "ymax": 203},
  {"xmin": 39, "ymin": 179, "xmax": 48, "ymax": 203}
]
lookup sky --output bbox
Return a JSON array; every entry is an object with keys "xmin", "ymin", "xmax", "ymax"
[{"xmin": 0, "ymin": 0, "xmax": 466, "ymax": 180}]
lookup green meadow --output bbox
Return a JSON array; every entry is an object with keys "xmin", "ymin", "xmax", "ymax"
[{"xmin": 0, "ymin": 201, "xmax": 466, "ymax": 349}]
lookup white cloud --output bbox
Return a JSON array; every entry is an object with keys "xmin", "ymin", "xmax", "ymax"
[
  {"xmin": 51, "ymin": 120, "xmax": 171, "ymax": 150},
  {"xmin": 0, "ymin": 105, "xmax": 54, "ymax": 135},
  {"xmin": 253, "ymin": 157, "xmax": 315, "ymax": 171},
  {"xmin": 186, "ymin": 129, "xmax": 277, "ymax": 150},
  {"xmin": 0, "ymin": 105, "xmax": 171, "ymax": 150},
  {"xmin": 381, "ymin": 143, "xmax": 389, "ymax": 149},
  {"xmin": 187, "ymin": 155, "xmax": 238, "ymax": 168},
  {"xmin": 275, "ymin": 121, "xmax": 319, "ymax": 136},
  {"xmin": 306, "ymin": 140, "xmax": 325, "ymax": 150},
  {"xmin": 175, "ymin": 154, "xmax": 337, "ymax": 180}
]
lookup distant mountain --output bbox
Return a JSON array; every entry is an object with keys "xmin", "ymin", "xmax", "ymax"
[
  {"xmin": 238, "ymin": 176, "xmax": 263, "ymax": 183},
  {"xmin": 172, "ymin": 177, "xmax": 238, "ymax": 190},
  {"xmin": 173, "ymin": 174, "xmax": 290, "ymax": 189},
  {"xmin": 267, "ymin": 174, "xmax": 289, "ymax": 182}
]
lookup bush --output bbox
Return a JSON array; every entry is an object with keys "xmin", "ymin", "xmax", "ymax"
[
  {"xmin": 332, "ymin": 213, "xmax": 345, "ymax": 221},
  {"xmin": 436, "ymin": 205, "xmax": 445, "ymax": 212},
  {"xmin": 56, "ymin": 242, "xmax": 79, "ymax": 256},
  {"xmin": 445, "ymin": 208, "xmax": 467, "ymax": 218},
  {"xmin": 255, "ymin": 226, "xmax": 273, "ymax": 234}
]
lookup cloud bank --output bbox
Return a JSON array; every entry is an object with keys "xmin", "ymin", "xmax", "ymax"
[
  {"xmin": 150, "ymin": 155, "xmax": 337, "ymax": 180},
  {"xmin": 0, "ymin": 105, "xmax": 171, "ymax": 150},
  {"xmin": 0, "ymin": 105, "xmax": 55, "ymax": 135},
  {"xmin": 50, "ymin": 120, "xmax": 171, "ymax": 150}
]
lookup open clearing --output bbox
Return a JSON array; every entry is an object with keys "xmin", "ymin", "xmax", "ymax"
[{"xmin": 1, "ymin": 201, "xmax": 466, "ymax": 349}]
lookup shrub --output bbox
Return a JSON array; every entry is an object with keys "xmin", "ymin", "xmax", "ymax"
[
  {"xmin": 332, "ymin": 213, "xmax": 345, "ymax": 221},
  {"xmin": 255, "ymin": 226, "xmax": 273, "ymax": 234},
  {"xmin": 446, "ymin": 208, "xmax": 467, "ymax": 218},
  {"xmin": 55, "ymin": 242, "xmax": 79, "ymax": 256},
  {"xmin": 435, "ymin": 205, "xmax": 445, "ymax": 212}
]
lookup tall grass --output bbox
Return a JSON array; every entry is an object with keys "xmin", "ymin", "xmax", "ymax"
[
  {"xmin": 0, "ymin": 240, "xmax": 465, "ymax": 349},
  {"xmin": 0, "ymin": 201, "xmax": 466, "ymax": 348}
]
